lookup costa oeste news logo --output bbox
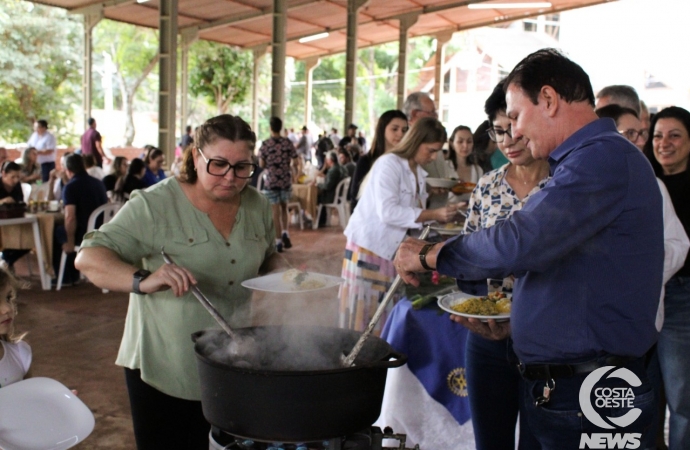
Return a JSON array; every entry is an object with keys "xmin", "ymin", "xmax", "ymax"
[{"xmin": 578, "ymin": 366, "xmax": 643, "ymax": 449}]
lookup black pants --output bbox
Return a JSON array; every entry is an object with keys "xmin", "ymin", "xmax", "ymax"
[
  {"xmin": 124, "ymin": 368, "xmax": 210, "ymax": 450},
  {"xmin": 1, "ymin": 249, "xmax": 30, "ymax": 267}
]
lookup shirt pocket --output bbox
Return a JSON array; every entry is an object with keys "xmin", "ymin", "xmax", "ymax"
[{"xmin": 169, "ymin": 227, "xmax": 211, "ymax": 247}]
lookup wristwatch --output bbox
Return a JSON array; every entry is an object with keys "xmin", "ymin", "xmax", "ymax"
[
  {"xmin": 132, "ymin": 269, "xmax": 152, "ymax": 295},
  {"xmin": 419, "ymin": 243, "xmax": 437, "ymax": 271}
]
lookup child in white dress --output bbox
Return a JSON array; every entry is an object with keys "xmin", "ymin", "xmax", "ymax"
[{"xmin": 0, "ymin": 269, "xmax": 31, "ymax": 388}]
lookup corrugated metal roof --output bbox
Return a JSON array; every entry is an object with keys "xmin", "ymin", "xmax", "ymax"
[{"xmin": 33, "ymin": 0, "xmax": 616, "ymax": 59}]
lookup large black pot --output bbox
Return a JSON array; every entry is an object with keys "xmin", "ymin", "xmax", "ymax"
[{"xmin": 191, "ymin": 326, "xmax": 407, "ymax": 442}]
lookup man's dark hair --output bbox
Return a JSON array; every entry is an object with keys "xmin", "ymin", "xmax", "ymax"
[
  {"xmin": 37, "ymin": 119, "xmax": 48, "ymax": 129},
  {"xmin": 1, "ymin": 161, "xmax": 21, "ymax": 173},
  {"xmin": 595, "ymin": 104, "xmax": 639, "ymax": 122},
  {"xmin": 87, "ymin": 117, "xmax": 96, "ymax": 126},
  {"xmin": 504, "ymin": 48, "xmax": 595, "ymax": 107},
  {"xmin": 596, "ymin": 85, "xmax": 640, "ymax": 114},
  {"xmin": 485, "ymin": 79, "xmax": 508, "ymax": 123},
  {"xmin": 65, "ymin": 153, "xmax": 86, "ymax": 174},
  {"xmin": 269, "ymin": 116, "xmax": 283, "ymax": 133},
  {"xmin": 185, "ymin": 125, "xmax": 192, "ymax": 133}
]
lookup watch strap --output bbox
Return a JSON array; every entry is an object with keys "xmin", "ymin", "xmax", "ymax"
[
  {"xmin": 419, "ymin": 243, "xmax": 437, "ymax": 271},
  {"xmin": 132, "ymin": 269, "xmax": 151, "ymax": 295}
]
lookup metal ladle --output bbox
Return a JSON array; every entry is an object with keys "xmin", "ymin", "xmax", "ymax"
[
  {"xmin": 161, "ymin": 248, "xmax": 236, "ymax": 340},
  {"xmin": 341, "ymin": 225, "xmax": 431, "ymax": 367}
]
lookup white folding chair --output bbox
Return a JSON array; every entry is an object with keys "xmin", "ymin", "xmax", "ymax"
[
  {"xmin": 56, "ymin": 202, "xmax": 123, "ymax": 291},
  {"xmin": 314, "ymin": 177, "xmax": 350, "ymax": 230}
]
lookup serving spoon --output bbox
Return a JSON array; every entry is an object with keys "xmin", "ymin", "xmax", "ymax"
[
  {"xmin": 161, "ymin": 248, "xmax": 236, "ymax": 340},
  {"xmin": 341, "ymin": 225, "xmax": 431, "ymax": 367}
]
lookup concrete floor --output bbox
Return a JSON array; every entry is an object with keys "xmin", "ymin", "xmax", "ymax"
[{"xmin": 13, "ymin": 224, "xmax": 347, "ymax": 449}]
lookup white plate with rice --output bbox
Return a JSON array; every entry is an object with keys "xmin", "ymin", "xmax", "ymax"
[
  {"xmin": 426, "ymin": 178, "xmax": 458, "ymax": 189},
  {"xmin": 242, "ymin": 269, "xmax": 344, "ymax": 293}
]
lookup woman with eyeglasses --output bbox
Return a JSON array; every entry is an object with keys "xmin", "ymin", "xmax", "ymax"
[
  {"xmin": 454, "ymin": 80, "xmax": 550, "ymax": 450},
  {"xmin": 75, "ymin": 115, "xmax": 282, "ymax": 449},
  {"xmin": 595, "ymin": 104, "xmax": 649, "ymax": 151}
]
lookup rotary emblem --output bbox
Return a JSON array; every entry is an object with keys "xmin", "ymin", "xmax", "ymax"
[{"xmin": 447, "ymin": 367, "xmax": 468, "ymax": 397}]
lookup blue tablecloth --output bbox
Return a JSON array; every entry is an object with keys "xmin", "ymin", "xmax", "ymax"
[{"xmin": 380, "ymin": 297, "xmax": 471, "ymax": 425}]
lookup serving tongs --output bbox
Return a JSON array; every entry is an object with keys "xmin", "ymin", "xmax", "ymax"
[
  {"xmin": 161, "ymin": 248, "xmax": 236, "ymax": 340},
  {"xmin": 341, "ymin": 225, "xmax": 431, "ymax": 367}
]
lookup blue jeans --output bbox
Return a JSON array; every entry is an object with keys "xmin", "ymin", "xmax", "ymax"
[
  {"xmin": 466, "ymin": 334, "xmax": 540, "ymax": 450},
  {"xmin": 658, "ymin": 276, "xmax": 690, "ymax": 449},
  {"xmin": 522, "ymin": 357, "xmax": 654, "ymax": 450}
]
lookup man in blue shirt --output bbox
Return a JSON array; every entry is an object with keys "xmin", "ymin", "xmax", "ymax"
[
  {"xmin": 394, "ymin": 49, "xmax": 664, "ymax": 448},
  {"xmin": 53, "ymin": 153, "xmax": 108, "ymax": 286}
]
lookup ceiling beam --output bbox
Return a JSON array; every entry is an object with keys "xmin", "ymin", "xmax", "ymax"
[
  {"xmin": 288, "ymin": 0, "xmax": 614, "ymax": 60},
  {"xmin": 69, "ymin": 0, "xmax": 135, "ymax": 15}
]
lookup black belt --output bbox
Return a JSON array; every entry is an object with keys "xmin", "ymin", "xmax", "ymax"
[{"xmin": 518, "ymin": 355, "xmax": 636, "ymax": 380}]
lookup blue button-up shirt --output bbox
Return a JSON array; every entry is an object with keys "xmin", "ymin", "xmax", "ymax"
[{"xmin": 437, "ymin": 119, "xmax": 664, "ymax": 364}]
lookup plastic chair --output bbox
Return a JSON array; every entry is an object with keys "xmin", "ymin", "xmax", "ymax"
[
  {"xmin": 56, "ymin": 203, "xmax": 123, "ymax": 291},
  {"xmin": 314, "ymin": 177, "xmax": 350, "ymax": 230}
]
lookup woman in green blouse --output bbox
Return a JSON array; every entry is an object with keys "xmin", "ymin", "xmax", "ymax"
[{"xmin": 76, "ymin": 114, "xmax": 281, "ymax": 449}]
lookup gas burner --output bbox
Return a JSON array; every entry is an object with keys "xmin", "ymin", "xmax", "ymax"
[{"xmin": 209, "ymin": 426, "xmax": 420, "ymax": 450}]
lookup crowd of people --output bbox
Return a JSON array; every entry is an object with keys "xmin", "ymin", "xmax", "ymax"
[{"xmin": 2, "ymin": 46, "xmax": 690, "ymax": 450}]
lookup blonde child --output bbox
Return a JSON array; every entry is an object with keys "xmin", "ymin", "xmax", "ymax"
[{"xmin": 0, "ymin": 269, "xmax": 31, "ymax": 388}]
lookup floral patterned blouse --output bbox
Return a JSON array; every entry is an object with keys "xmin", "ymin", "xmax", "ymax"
[{"xmin": 462, "ymin": 163, "xmax": 551, "ymax": 291}]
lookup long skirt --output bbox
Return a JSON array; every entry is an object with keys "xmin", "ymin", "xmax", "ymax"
[{"xmin": 338, "ymin": 240, "xmax": 399, "ymax": 334}]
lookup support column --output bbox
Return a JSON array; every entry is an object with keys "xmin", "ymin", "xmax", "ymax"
[
  {"xmin": 304, "ymin": 56, "xmax": 320, "ymax": 127},
  {"xmin": 271, "ymin": 0, "xmax": 287, "ymax": 119},
  {"xmin": 82, "ymin": 11, "xmax": 102, "ymax": 129},
  {"xmin": 179, "ymin": 27, "xmax": 198, "ymax": 138},
  {"xmin": 344, "ymin": 0, "xmax": 367, "ymax": 134},
  {"xmin": 433, "ymin": 31, "xmax": 453, "ymax": 114},
  {"xmin": 158, "ymin": 0, "xmax": 178, "ymax": 164},
  {"xmin": 252, "ymin": 45, "xmax": 268, "ymax": 134},
  {"xmin": 396, "ymin": 13, "xmax": 418, "ymax": 110}
]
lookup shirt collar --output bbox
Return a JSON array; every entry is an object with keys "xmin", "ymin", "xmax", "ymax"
[{"xmin": 548, "ymin": 118, "xmax": 618, "ymax": 171}]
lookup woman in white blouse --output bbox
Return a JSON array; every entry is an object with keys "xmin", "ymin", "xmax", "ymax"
[{"xmin": 340, "ymin": 117, "xmax": 459, "ymax": 332}]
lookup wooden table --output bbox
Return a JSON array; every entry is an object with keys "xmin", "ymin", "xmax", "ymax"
[
  {"xmin": 0, "ymin": 213, "xmax": 61, "ymax": 290},
  {"xmin": 291, "ymin": 184, "xmax": 318, "ymax": 221}
]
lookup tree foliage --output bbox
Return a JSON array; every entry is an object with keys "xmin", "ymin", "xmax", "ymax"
[
  {"xmin": 93, "ymin": 19, "xmax": 159, "ymax": 146},
  {"xmin": 0, "ymin": 0, "xmax": 81, "ymax": 144},
  {"xmin": 189, "ymin": 40, "xmax": 253, "ymax": 115}
]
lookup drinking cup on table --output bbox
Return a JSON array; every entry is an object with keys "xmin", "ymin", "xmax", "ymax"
[{"xmin": 48, "ymin": 200, "xmax": 59, "ymax": 212}]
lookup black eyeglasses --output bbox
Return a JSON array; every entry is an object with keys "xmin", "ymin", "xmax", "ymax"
[
  {"xmin": 197, "ymin": 148, "xmax": 257, "ymax": 179},
  {"xmin": 619, "ymin": 129, "xmax": 649, "ymax": 142},
  {"xmin": 487, "ymin": 127, "xmax": 513, "ymax": 143}
]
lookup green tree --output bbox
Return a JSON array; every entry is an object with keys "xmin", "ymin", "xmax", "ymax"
[
  {"xmin": 93, "ymin": 20, "xmax": 159, "ymax": 146},
  {"xmin": 189, "ymin": 40, "xmax": 253, "ymax": 115},
  {"xmin": 0, "ymin": 0, "xmax": 81, "ymax": 144}
]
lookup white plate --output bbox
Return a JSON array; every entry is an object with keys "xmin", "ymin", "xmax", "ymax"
[
  {"xmin": 430, "ymin": 222, "xmax": 464, "ymax": 236},
  {"xmin": 241, "ymin": 271, "xmax": 344, "ymax": 293},
  {"xmin": 0, "ymin": 377, "xmax": 95, "ymax": 450},
  {"xmin": 437, "ymin": 291, "xmax": 511, "ymax": 322},
  {"xmin": 426, "ymin": 178, "xmax": 458, "ymax": 189}
]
